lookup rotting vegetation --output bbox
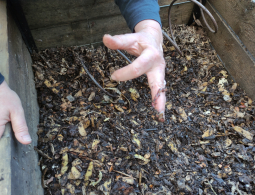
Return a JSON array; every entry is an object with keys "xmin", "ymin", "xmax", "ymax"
[{"xmin": 32, "ymin": 25, "xmax": 255, "ymax": 195}]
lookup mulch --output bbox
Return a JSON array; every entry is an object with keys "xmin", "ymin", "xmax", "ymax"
[{"xmin": 32, "ymin": 25, "xmax": 255, "ymax": 195}]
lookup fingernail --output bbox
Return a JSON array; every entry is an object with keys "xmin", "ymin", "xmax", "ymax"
[
  {"xmin": 111, "ymin": 74, "xmax": 116, "ymax": 80},
  {"xmin": 22, "ymin": 134, "xmax": 32, "ymax": 142}
]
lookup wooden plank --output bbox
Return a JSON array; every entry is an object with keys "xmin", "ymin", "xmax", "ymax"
[
  {"xmin": 0, "ymin": 1, "xmax": 43, "ymax": 194},
  {"xmin": 0, "ymin": 2, "xmax": 12, "ymax": 195},
  {"xmin": 31, "ymin": 2, "xmax": 193, "ymax": 49},
  {"xmin": 8, "ymin": 11, "xmax": 43, "ymax": 195},
  {"xmin": 161, "ymin": 1, "xmax": 193, "ymax": 28},
  {"xmin": 208, "ymin": 0, "xmax": 255, "ymax": 57},
  {"xmin": 203, "ymin": 2, "xmax": 255, "ymax": 100},
  {"xmin": 20, "ymin": 0, "xmax": 119, "ymax": 29},
  {"xmin": 21, "ymin": 0, "xmax": 190, "ymax": 30}
]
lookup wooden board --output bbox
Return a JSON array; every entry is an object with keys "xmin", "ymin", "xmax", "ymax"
[
  {"xmin": 203, "ymin": 2, "xmax": 255, "ymax": 100},
  {"xmin": 0, "ymin": 1, "xmax": 43, "ymax": 194},
  {"xmin": 24, "ymin": 1, "xmax": 193, "ymax": 49},
  {"xmin": 20, "ymin": 0, "xmax": 190, "ymax": 30},
  {"xmin": 208, "ymin": 0, "xmax": 255, "ymax": 57}
]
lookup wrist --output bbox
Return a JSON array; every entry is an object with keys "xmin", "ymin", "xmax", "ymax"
[
  {"xmin": 134, "ymin": 19, "xmax": 162, "ymax": 34},
  {"xmin": 134, "ymin": 20, "xmax": 163, "ymax": 45},
  {"xmin": 0, "ymin": 81, "xmax": 8, "ymax": 91}
]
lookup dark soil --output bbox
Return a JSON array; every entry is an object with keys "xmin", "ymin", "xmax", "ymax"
[{"xmin": 32, "ymin": 25, "xmax": 255, "ymax": 195}]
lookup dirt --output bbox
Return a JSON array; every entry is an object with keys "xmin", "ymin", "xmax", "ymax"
[{"xmin": 32, "ymin": 25, "xmax": 255, "ymax": 195}]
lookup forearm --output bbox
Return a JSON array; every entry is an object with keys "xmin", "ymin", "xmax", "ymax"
[
  {"xmin": 0, "ymin": 73, "xmax": 4, "ymax": 85},
  {"xmin": 115, "ymin": 0, "xmax": 162, "ymax": 32}
]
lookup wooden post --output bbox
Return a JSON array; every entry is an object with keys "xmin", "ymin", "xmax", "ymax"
[{"xmin": 0, "ymin": 1, "xmax": 43, "ymax": 194}]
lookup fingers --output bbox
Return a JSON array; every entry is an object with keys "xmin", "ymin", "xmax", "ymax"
[
  {"xmin": 147, "ymin": 65, "xmax": 166, "ymax": 115},
  {"xmin": 103, "ymin": 34, "xmax": 138, "ymax": 52},
  {"xmin": 111, "ymin": 48, "xmax": 157, "ymax": 81},
  {"xmin": 10, "ymin": 107, "xmax": 31, "ymax": 145}
]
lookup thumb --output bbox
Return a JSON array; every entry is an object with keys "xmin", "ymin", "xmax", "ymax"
[
  {"xmin": 103, "ymin": 34, "xmax": 137, "ymax": 51},
  {"xmin": 10, "ymin": 108, "xmax": 32, "ymax": 145}
]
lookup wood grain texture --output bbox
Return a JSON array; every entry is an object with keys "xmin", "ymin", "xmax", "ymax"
[
  {"xmin": 19, "ymin": 0, "xmax": 190, "ymax": 30},
  {"xmin": 204, "ymin": 2, "xmax": 255, "ymax": 100},
  {"xmin": 27, "ymin": 2, "xmax": 193, "ymax": 49},
  {"xmin": 0, "ymin": 2, "xmax": 42, "ymax": 194},
  {"xmin": 208, "ymin": 0, "xmax": 255, "ymax": 57},
  {"xmin": 8, "ymin": 11, "xmax": 43, "ymax": 194}
]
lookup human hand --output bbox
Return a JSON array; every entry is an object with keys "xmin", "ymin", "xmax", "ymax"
[
  {"xmin": 103, "ymin": 19, "xmax": 166, "ymax": 121},
  {"xmin": 0, "ymin": 81, "xmax": 31, "ymax": 144}
]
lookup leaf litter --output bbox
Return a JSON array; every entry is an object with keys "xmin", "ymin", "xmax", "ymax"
[{"xmin": 32, "ymin": 25, "xmax": 255, "ymax": 195}]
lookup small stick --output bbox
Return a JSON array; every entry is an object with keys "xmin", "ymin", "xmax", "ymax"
[
  {"xmin": 204, "ymin": 181, "xmax": 218, "ymax": 195},
  {"xmin": 139, "ymin": 170, "xmax": 142, "ymax": 186},
  {"xmin": 34, "ymin": 147, "xmax": 52, "ymax": 160},
  {"xmin": 144, "ymin": 128, "xmax": 158, "ymax": 131},
  {"xmin": 39, "ymin": 54, "xmax": 52, "ymax": 68},
  {"xmin": 113, "ymin": 170, "xmax": 133, "ymax": 177},
  {"xmin": 78, "ymin": 57, "xmax": 118, "ymax": 98},
  {"xmin": 42, "ymin": 167, "xmax": 48, "ymax": 188}
]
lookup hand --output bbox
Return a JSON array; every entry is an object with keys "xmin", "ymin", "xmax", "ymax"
[
  {"xmin": 103, "ymin": 19, "xmax": 166, "ymax": 121},
  {"xmin": 0, "ymin": 81, "xmax": 31, "ymax": 144}
]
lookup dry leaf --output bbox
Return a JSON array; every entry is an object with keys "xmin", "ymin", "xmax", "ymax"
[
  {"xmin": 224, "ymin": 138, "xmax": 232, "ymax": 147},
  {"xmin": 78, "ymin": 121, "xmax": 87, "ymax": 137},
  {"xmin": 134, "ymin": 154, "xmax": 150, "ymax": 165},
  {"xmin": 74, "ymin": 90, "xmax": 82, "ymax": 97},
  {"xmin": 129, "ymin": 88, "xmax": 140, "ymax": 102},
  {"xmin": 98, "ymin": 179, "xmax": 111, "ymax": 195},
  {"xmin": 90, "ymin": 171, "xmax": 103, "ymax": 187},
  {"xmin": 168, "ymin": 141, "xmax": 178, "ymax": 154},
  {"xmin": 176, "ymin": 107, "xmax": 188, "ymax": 121},
  {"xmin": 61, "ymin": 153, "xmax": 68, "ymax": 175},
  {"xmin": 114, "ymin": 104, "xmax": 124, "ymax": 112},
  {"xmin": 67, "ymin": 183, "xmax": 75, "ymax": 195},
  {"xmin": 92, "ymin": 139, "xmax": 100, "ymax": 150},
  {"xmin": 166, "ymin": 102, "xmax": 172, "ymax": 110},
  {"xmin": 233, "ymin": 126, "xmax": 253, "ymax": 141},
  {"xmin": 72, "ymin": 158, "xmax": 82, "ymax": 167},
  {"xmin": 84, "ymin": 161, "xmax": 93, "ymax": 186},
  {"xmin": 132, "ymin": 134, "xmax": 141, "ymax": 150},
  {"xmin": 122, "ymin": 177, "xmax": 134, "ymax": 185},
  {"xmin": 88, "ymin": 92, "xmax": 96, "ymax": 101},
  {"xmin": 202, "ymin": 129, "xmax": 214, "ymax": 138},
  {"xmin": 71, "ymin": 167, "xmax": 81, "ymax": 179}
]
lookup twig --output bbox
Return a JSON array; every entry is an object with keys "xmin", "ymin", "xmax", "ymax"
[
  {"xmin": 144, "ymin": 128, "xmax": 158, "ymax": 131},
  {"xmin": 42, "ymin": 167, "xmax": 48, "ymax": 188},
  {"xmin": 39, "ymin": 54, "xmax": 52, "ymax": 68},
  {"xmin": 204, "ymin": 181, "xmax": 218, "ymax": 195},
  {"xmin": 34, "ymin": 147, "xmax": 52, "ymax": 160},
  {"xmin": 113, "ymin": 170, "xmax": 133, "ymax": 177},
  {"xmin": 78, "ymin": 57, "xmax": 118, "ymax": 97}
]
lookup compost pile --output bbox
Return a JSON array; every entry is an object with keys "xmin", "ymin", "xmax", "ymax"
[{"xmin": 32, "ymin": 25, "xmax": 255, "ymax": 195}]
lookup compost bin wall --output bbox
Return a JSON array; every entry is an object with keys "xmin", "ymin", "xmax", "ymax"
[
  {"xmin": 0, "ymin": 1, "xmax": 43, "ymax": 195},
  {"xmin": 20, "ymin": 0, "xmax": 194, "ymax": 49}
]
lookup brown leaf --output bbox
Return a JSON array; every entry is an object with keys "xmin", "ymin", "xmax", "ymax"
[{"xmin": 233, "ymin": 126, "xmax": 253, "ymax": 141}]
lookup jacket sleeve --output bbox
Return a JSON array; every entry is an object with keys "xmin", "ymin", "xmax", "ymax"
[
  {"xmin": 115, "ymin": 0, "xmax": 161, "ymax": 32},
  {"xmin": 0, "ymin": 73, "xmax": 4, "ymax": 85}
]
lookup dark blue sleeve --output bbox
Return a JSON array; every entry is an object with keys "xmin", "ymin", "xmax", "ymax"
[
  {"xmin": 0, "ymin": 73, "xmax": 4, "ymax": 85},
  {"xmin": 115, "ymin": 0, "xmax": 161, "ymax": 32}
]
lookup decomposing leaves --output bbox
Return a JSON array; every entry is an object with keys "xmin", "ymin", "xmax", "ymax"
[
  {"xmin": 232, "ymin": 126, "xmax": 253, "ymax": 141},
  {"xmin": 84, "ymin": 161, "xmax": 93, "ymax": 186},
  {"xmin": 33, "ymin": 26, "xmax": 255, "ymax": 195}
]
